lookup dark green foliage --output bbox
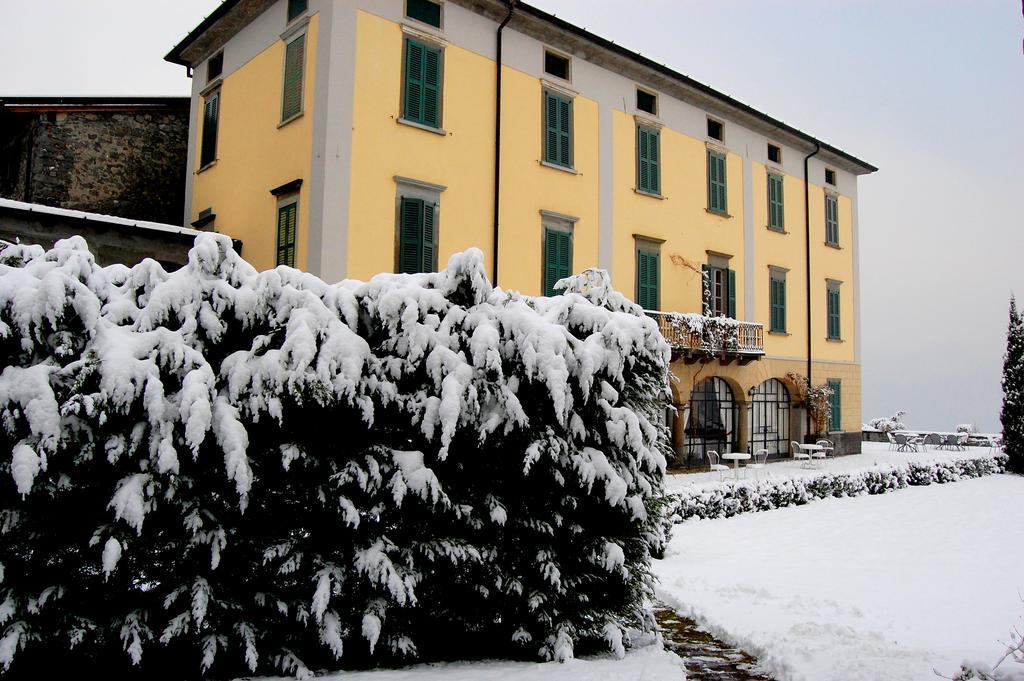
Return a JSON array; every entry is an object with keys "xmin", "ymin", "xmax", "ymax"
[
  {"xmin": 1001, "ymin": 296, "xmax": 1024, "ymax": 474},
  {"xmin": 0, "ymin": 236, "xmax": 672, "ymax": 677}
]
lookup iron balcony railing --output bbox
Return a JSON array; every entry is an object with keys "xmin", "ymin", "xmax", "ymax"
[{"xmin": 648, "ymin": 311, "xmax": 765, "ymax": 361}]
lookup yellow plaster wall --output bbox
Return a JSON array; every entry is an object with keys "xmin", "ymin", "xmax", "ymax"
[
  {"xmin": 346, "ymin": 11, "xmax": 601, "ymax": 291},
  {"xmin": 191, "ymin": 15, "xmax": 318, "ymax": 271},
  {"xmin": 752, "ymin": 163, "xmax": 806, "ymax": 359},
  {"xmin": 347, "ymin": 11, "xmax": 497, "ymax": 281},
  {"xmin": 751, "ymin": 164, "xmax": 856, "ymax": 364},
  {"xmin": 495, "ymin": 71, "xmax": 600, "ymax": 295},
  {"xmin": 810, "ymin": 189, "xmax": 856, "ymax": 362},
  {"xmin": 612, "ymin": 114, "xmax": 745, "ymax": 314}
]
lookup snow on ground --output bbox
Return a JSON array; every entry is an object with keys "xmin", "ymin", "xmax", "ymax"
[
  {"xmin": 251, "ymin": 642, "xmax": 685, "ymax": 681},
  {"xmin": 666, "ymin": 440, "xmax": 998, "ymax": 489},
  {"xmin": 655, "ymin": 473, "xmax": 1024, "ymax": 681}
]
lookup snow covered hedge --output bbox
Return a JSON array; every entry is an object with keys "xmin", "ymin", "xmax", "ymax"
[
  {"xmin": 0, "ymin": 235, "xmax": 673, "ymax": 677},
  {"xmin": 669, "ymin": 454, "xmax": 1008, "ymax": 523}
]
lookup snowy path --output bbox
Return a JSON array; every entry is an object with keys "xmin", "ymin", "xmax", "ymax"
[{"xmin": 654, "ymin": 474, "xmax": 1024, "ymax": 681}]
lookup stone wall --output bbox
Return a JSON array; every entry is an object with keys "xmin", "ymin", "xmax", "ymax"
[{"xmin": 1, "ymin": 107, "xmax": 188, "ymax": 226}]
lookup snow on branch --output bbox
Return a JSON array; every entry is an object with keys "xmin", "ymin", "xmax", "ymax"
[{"xmin": 0, "ymin": 235, "xmax": 673, "ymax": 676}]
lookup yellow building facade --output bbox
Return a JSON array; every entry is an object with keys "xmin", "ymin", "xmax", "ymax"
[{"xmin": 167, "ymin": 0, "xmax": 876, "ymax": 463}]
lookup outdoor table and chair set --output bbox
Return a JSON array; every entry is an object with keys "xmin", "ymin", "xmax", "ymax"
[
  {"xmin": 886, "ymin": 431, "xmax": 1002, "ymax": 453},
  {"xmin": 706, "ymin": 439, "xmax": 836, "ymax": 480}
]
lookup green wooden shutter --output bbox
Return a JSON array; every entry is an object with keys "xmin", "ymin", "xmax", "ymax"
[
  {"xmin": 727, "ymin": 269, "xmax": 736, "ymax": 318},
  {"xmin": 828, "ymin": 379, "xmax": 842, "ymax": 432},
  {"xmin": 422, "ymin": 45, "xmax": 442, "ymax": 128},
  {"xmin": 637, "ymin": 128, "xmax": 649, "ymax": 192},
  {"xmin": 768, "ymin": 174, "xmax": 784, "ymax": 230},
  {"xmin": 543, "ymin": 229, "xmax": 571, "ymax": 296},
  {"xmin": 825, "ymin": 195, "xmax": 839, "ymax": 245},
  {"xmin": 276, "ymin": 202, "xmax": 297, "ymax": 267},
  {"xmin": 708, "ymin": 151, "xmax": 727, "ymax": 213},
  {"xmin": 404, "ymin": 40, "xmax": 424, "ymax": 123},
  {"xmin": 281, "ymin": 34, "xmax": 305, "ymax": 122},
  {"xmin": 403, "ymin": 39, "xmax": 441, "ymax": 127},
  {"xmin": 637, "ymin": 127, "xmax": 660, "ymax": 194},
  {"xmin": 200, "ymin": 93, "xmax": 219, "ymax": 167},
  {"xmin": 544, "ymin": 91, "xmax": 572, "ymax": 167},
  {"xmin": 558, "ymin": 96, "xmax": 572, "ymax": 167},
  {"xmin": 636, "ymin": 250, "xmax": 659, "ymax": 310},
  {"xmin": 770, "ymin": 275, "xmax": 786, "ymax": 333},
  {"xmin": 422, "ymin": 202, "xmax": 436, "ymax": 272},
  {"xmin": 399, "ymin": 198, "xmax": 424, "ymax": 274},
  {"xmin": 827, "ymin": 287, "xmax": 841, "ymax": 339}
]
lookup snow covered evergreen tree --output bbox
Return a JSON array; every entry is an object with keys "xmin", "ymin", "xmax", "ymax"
[
  {"xmin": 0, "ymin": 234, "xmax": 672, "ymax": 677},
  {"xmin": 1001, "ymin": 295, "xmax": 1024, "ymax": 474}
]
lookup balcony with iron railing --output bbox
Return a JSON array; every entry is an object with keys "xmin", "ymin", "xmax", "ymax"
[{"xmin": 648, "ymin": 311, "xmax": 765, "ymax": 365}]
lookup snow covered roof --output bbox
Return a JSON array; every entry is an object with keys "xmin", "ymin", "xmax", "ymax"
[{"xmin": 0, "ymin": 199, "xmax": 204, "ymax": 238}]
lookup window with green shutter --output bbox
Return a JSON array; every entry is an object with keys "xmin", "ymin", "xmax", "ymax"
[
  {"xmin": 703, "ymin": 264, "xmax": 736, "ymax": 318},
  {"xmin": 281, "ymin": 33, "xmax": 306, "ymax": 122},
  {"xmin": 770, "ymin": 273, "xmax": 786, "ymax": 333},
  {"xmin": 403, "ymin": 38, "xmax": 443, "ymax": 129},
  {"xmin": 276, "ymin": 201, "xmax": 298, "ymax": 267},
  {"xmin": 637, "ymin": 126, "xmax": 661, "ymax": 195},
  {"xmin": 768, "ymin": 173, "xmax": 784, "ymax": 231},
  {"xmin": 825, "ymin": 194, "xmax": 839, "ymax": 245},
  {"xmin": 200, "ymin": 91, "xmax": 219, "ymax": 168},
  {"xmin": 543, "ymin": 228, "xmax": 572, "ymax": 296},
  {"xmin": 828, "ymin": 379, "xmax": 842, "ymax": 432},
  {"xmin": 398, "ymin": 197, "xmax": 437, "ymax": 274},
  {"xmin": 707, "ymin": 150, "xmax": 727, "ymax": 214},
  {"xmin": 543, "ymin": 90, "xmax": 573, "ymax": 168},
  {"xmin": 827, "ymin": 284, "xmax": 841, "ymax": 339},
  {"xmin": 636, "ymin": 247, "xmax": 660, "ymax": 310}
]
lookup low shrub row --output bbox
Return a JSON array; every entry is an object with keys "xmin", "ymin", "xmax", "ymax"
[{"xmin": 668, "ymin": 454, "xmax": 1009, "ymax": 523}]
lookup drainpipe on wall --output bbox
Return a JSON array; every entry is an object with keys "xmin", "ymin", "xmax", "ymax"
[
  {"xmin": 803, "ymin": 142, "xmax": 821, "ymax": 439},
  {"xmin": 492, "ymin": 0, "xmax": 517, "ymax": 286}
]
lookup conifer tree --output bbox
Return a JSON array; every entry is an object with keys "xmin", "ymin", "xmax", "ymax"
[{"xmin": 1001, "ymin": 295, "xmax": 1024, "ymax": 473}]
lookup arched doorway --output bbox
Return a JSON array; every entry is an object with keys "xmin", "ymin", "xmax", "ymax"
[
  {"xmin": 683, "ymin": 377, "xmax": 739, "ymax": 466},
  {"xmin": 747, "ymin": 378, "xmax": 791, "ymax": 457}
]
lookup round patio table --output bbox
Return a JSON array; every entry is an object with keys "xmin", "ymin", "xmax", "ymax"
[{"xmin": 721, "ymin": 452, "xmax": 751, "ymax": 479}]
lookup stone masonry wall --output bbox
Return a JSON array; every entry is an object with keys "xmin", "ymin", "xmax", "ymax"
[{"xmin": 26, "ymin": 109, "xmax": 188, "ymax": 225}]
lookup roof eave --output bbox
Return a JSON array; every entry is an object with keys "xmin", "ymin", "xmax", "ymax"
[{"xmin": 479, "ymin": 0, "xmax": 879, "ymax": 175}]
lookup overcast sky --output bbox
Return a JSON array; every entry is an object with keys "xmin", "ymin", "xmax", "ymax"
[{"xmin": 2, "ymin": 0, "xmax": 1022, "ymax": 431}]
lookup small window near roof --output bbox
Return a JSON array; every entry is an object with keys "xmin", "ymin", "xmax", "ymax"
[
  {"xmin": 636, "ymin": 88, "xmax": 657, "ymax": 116},
  {"xmin": 767, "ymin": 143, "xmax": 781, "ymax": 164},
  {"xmin": 707, "ymin": 118, "xmax": 723, "ymax": 142},
  {"xmin": 544, "ymin": 50, "xmax": 570, "ymax": 81},
  {"xmin": 207, "ymin": 52, "xmax": 223, "ymax": 81},
  {"xmin": 406, "ymin": 0, "xmax": 442, "ymax": 28},
  {"xmin": 287, "ymin": 0, "xmax": 307, "ymax": 23},
  {"xmin": 825, "ymin": 168, "xmax": 836, "ymax": 185}
]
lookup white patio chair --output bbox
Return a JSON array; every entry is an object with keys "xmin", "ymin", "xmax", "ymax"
[
  {"xmin": 791, "ymin": 440, "xmax": 810, "ymax": 468},
  {"xmin": 886, "ymin": 432, "xmax": 897, "ymax": 450},
  {"xmin": 816, "ymin": 439, "xmax": 835, "ymax": 457},
  {"xmin": 706, "ymin": 450, "xmax": 729, "ymax": 480},
  {"xmin": 893, "ymin": 433, "xmax": 916, "ymax": 452},
  {"xmin": 747, "ymin": 448, "xmax": 771, "ymax": 479}
]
